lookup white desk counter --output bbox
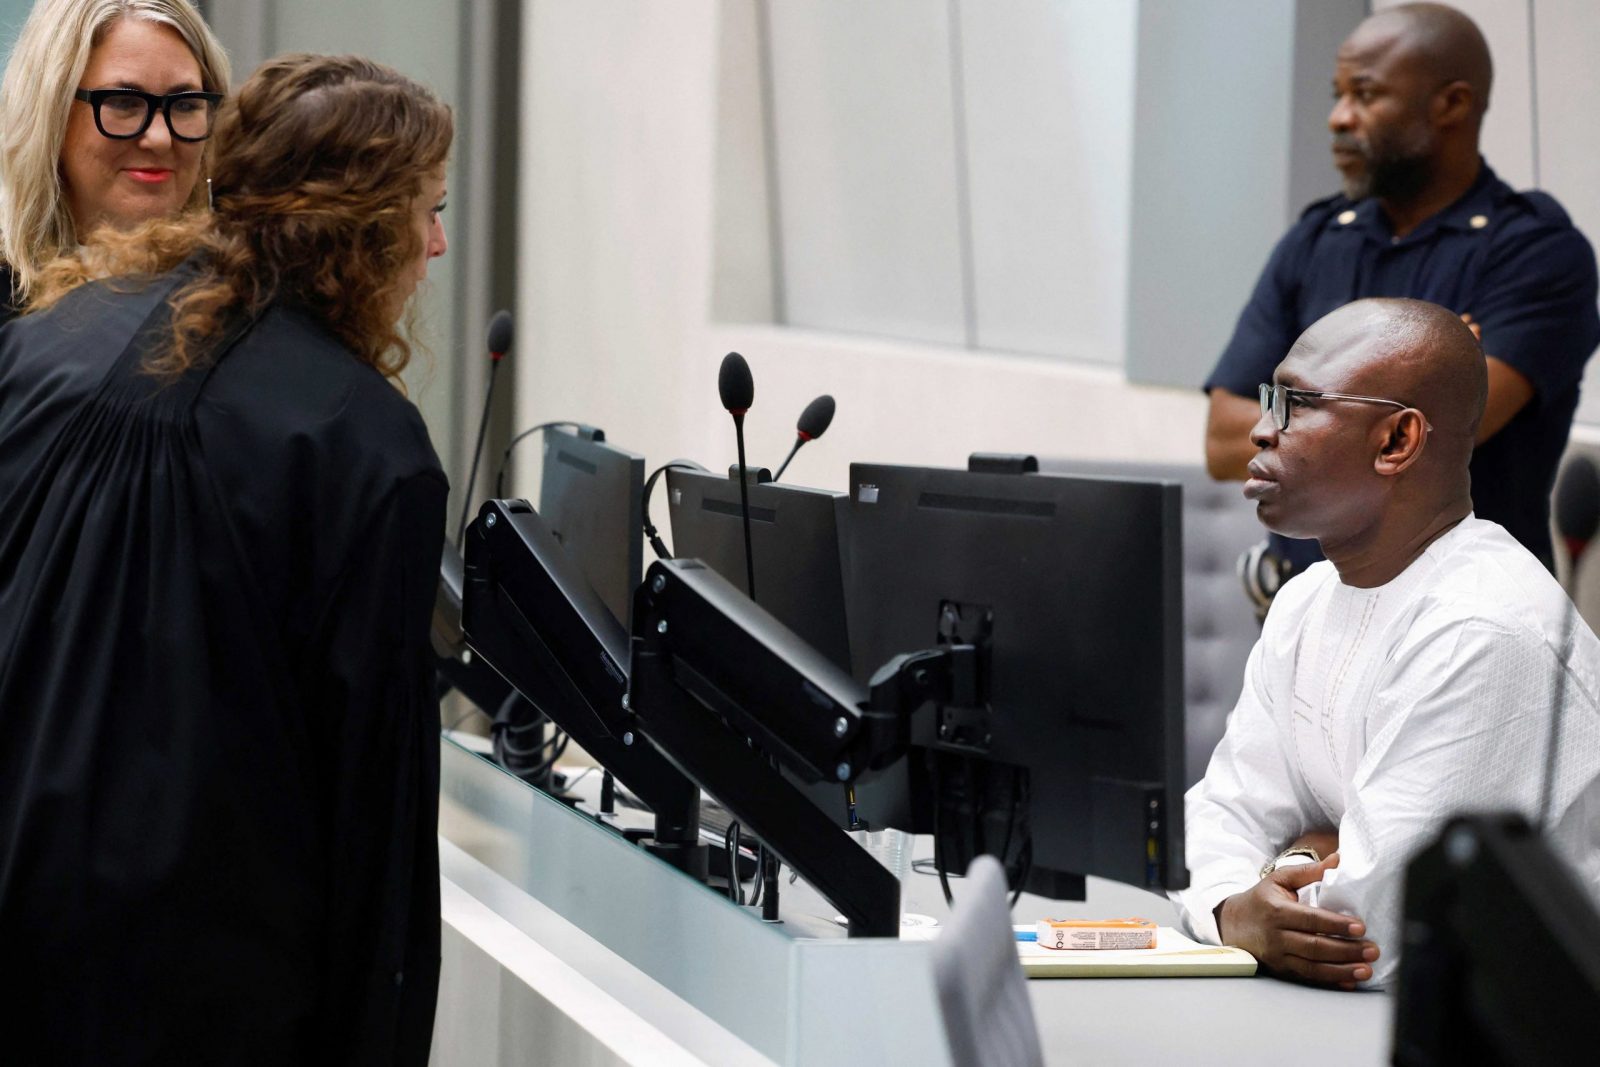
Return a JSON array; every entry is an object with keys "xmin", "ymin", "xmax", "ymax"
[{"xmin": 431, "ymin": 738, "xmax": 1390, "ymax": 1065}]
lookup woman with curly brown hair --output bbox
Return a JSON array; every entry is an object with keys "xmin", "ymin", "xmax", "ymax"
[{"xmin": 0, "ymin": 53, "xmax": 451, "ymax": 1065}]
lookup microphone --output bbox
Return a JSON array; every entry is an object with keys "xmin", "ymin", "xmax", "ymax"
[
  {"xmin": 716, "ymin": 351, "xmax": 780, "ymax": 922},
  {"xmin": 773, "ymin": 394, "xmax": 835, "ymax": 482},
  {"xmin": 718, "ymin": 352, "xmax": 757, "ymax": 600},
  {"xmin": 456, "ymin": 310, "xmax": 515, "ymax": 550},
  {"xmin": 718, "ymin": 349, "xmax": 754, "ymax": 416},
  {"xmin": 1554, "ymin": 456, "xmax": 1600, "ymax": 574}
]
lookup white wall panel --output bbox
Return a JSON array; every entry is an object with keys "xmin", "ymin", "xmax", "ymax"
[
  {"xmin": 1124, "ymin": 0, "xmax": 1299, "ymax": 389},
  {"xmin": 956, "ymin": 0, "xmax": 1137, "ymax": 363},
  {"xmin": 1533, "ymin": 0, "xmax": 1600, "ymax": 425},
  {"xmin": 1374, "ymin": 0, "xmax": 1535, "ymax": 188},
  {"xmin": 711, "ymin": 0, "xmax": 776, "ymax": 325},
  {"xmin": 765, "ymin": 1, "xmax": 968, "ymax": 346},
  {"xmin": 262, "ymin": 1, "xmax": 468, "ymax": 492}
]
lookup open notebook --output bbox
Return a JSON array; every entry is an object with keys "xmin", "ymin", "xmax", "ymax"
[
  {"xmin": 900, "ymin": 919, "xmax": 1256, "ymax": 977},
  {"xmin": 1015, "ymin": 925, "xmax": 1257, "ymax": 978}
]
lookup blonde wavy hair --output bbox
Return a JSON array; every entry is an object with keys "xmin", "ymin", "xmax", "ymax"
[
  {"xmin": 31, "ymin": 53, "xmax": 454, "ymax": 382},
  {"xmin": 0, "ymin": 0, "xmax": 230, "ymax": 301}
]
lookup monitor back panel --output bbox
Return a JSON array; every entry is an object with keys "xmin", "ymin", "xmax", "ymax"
[
  {"xmin": 666, "ymin": 468, "xmax": 851, "ymax": 672},
  {"xmin": 844, "ymin": 463, "xmax": 1185, "ymax": 885},
  {"xmin": 538, "ymin": 432, "xmax": 645, "ymax": 629}
]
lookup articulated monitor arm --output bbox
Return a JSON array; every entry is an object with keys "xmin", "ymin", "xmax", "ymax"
[
  {"xmin": 462, "ymin": 501, "xmax": 705, "ymax": 878},
  {"xmin": 627, "ymin": 559, "xmax": 926, "ymax": 936}
]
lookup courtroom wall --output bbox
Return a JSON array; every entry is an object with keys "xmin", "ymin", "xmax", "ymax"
[{"xmin": 510, "ymin": 0, "xmax": 1600, "ymax": 513}]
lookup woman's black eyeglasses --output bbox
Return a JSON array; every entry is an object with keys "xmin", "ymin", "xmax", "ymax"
[{"xmin": 73, "ymin": 88, "xmax": 223, "ymax": 143}]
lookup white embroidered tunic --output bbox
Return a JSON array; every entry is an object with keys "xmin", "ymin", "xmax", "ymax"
[{"xmin": 1171, "ymin": 517, "xmax": 1600, "ymax": 987}]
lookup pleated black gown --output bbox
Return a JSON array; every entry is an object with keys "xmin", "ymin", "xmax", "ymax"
[{"xmin": 0, "ymin": 270, "xmax": 447, "ymax": 1065}]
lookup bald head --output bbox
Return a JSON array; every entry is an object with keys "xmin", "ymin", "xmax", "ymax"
[
  {"xmin": 1252, "ymin": 298, "xmax": 1483, "ymax": 571},
  {"xmin": 1351, "ymin": 3, "xmax": 1493, "ymax": 119},
  {"xmin": 1288, "ymin": 297, "xmax": 1486, "ymax": 452}
]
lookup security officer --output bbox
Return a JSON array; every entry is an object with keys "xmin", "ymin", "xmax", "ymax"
[{"xmin": 1205, "ymin": 2, "xmax": 1599, "ymax": 597}]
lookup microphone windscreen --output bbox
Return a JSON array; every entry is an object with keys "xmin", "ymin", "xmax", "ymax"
[
  {"xmin": 1556, "ymin": 456, "xmax": 1600, "ymax": 543},
  {"xmin": 797, "ymin": 394, "xmax": 835, "ymax": 440},
  {"xmin": 718, "ymin": 351, "xmax": 754, "ymax": 413},
  {"xmin": 486, "ymin": 309, "xmax": 514, "ymax": 356}
]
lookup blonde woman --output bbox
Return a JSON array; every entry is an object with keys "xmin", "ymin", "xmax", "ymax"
[{"xmin": 0, "ymin": 0, "xmax": 229, "ymax": 322}]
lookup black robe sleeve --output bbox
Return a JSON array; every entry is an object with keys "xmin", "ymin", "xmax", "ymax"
[{"xmin": 311, "ymin": 468, "xmax": 447, "ymax": 1065}]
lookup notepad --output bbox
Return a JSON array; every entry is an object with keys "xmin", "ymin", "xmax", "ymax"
[{"xmin": 1014, "ymin": 925, "xmax": 1257, "ymax": 978}]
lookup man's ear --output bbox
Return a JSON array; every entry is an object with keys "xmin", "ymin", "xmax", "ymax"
[
  {"xmin": 1432, "ymin": 80, "xmax": 1476, "ymax": 129},
  {"xmin": 1374, "ymin": 410, "xmax": 1428, "ymax": 476}
]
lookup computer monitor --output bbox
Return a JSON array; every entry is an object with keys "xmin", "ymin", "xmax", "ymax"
[
  {"xmin": 665, "ymin": 468, "xmax": 852, "ymax": 671},
  {"xmin": 845, "ymin": 462, "xmax": 1188, "ymax": 896},
  {"xmin": 538, "ymin": 428, "xmax": 645, "ymax": 627},
  {"xmin": 1394, "ymin": 814, "xmax": 1600, "ymax": 1064}
]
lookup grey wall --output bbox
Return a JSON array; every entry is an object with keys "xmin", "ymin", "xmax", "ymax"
[
  {"xmin": 1438, "ymin": 0, "xmax": 1600, "ymax": 426},
  {"xmin": 738, "ymin": 0, "xmax": 1370, "ymax": 388},
  {"xmin": 756, "ymin": 0, "xmax": 1138, "ymax": 365},
  {"xmin": 1125, "ymin": 0, "xmax": 1368, "ymax": 390}
]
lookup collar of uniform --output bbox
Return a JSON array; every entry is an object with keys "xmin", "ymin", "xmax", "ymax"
[
  {"xmin": 1421, "ymin": 158, "xmax": 1501, "ymax": 236},
  {"xmin": 1328, "ymin": 158, "xmax": 1501, "ymax": 245}
]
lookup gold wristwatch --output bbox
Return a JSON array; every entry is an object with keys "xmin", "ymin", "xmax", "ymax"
[{"xmin": 1260, "ymin": 846, "xmax": 1321, "ymax": 879}]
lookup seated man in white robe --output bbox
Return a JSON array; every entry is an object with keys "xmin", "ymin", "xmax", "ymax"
[{"xmin": 1171, "ymin": 297, "xmax": 1600, "ymax": 990}]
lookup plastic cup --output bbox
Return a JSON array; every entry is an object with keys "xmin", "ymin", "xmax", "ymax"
[{"xmin": 849, "ymin": 828, "xmax": 913, "ymax": 884}]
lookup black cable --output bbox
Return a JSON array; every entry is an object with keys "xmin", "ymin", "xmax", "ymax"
[
  {"xmin": 1002, "ymin": 772, "xmax": 1031, "ymax": 907},
  {"xmin": 489, "ymin": 690, "xmax": 568, "ymax": 791},
  {"xmin": 640, "ymin": 459, "xmax": 709, "ymax": 560},
  {"xmin": 1009, "ymin": 838, "xmax": 1033, "ymax": 910},
  {"xmin": 749, "ymin": 845, "xmax": 766, "ymax": 910},
  {"xmin": 522, "ymin": 733, "xmax": 570, "ymax": 786},
  {"xmin": 490, "ymin": 420, "xmax": 587, "ymax": 500},
  {"xmin": 455, "ymin": 358, "xmax": 501, "ymax": 551},
  {"xmin": 733, "ymin": 419, "xmax": 756, "ymax": 599},
  {"xmin": 725, "ymin": 821, "xmax": 744, "ymax": 904},
  {"xmin": 930, "ymin": 755, "xmax": 955, "ymax": 906},
  {"xmin": 493, "ymin": 720, "xmax": 562, "ymax": 762}
]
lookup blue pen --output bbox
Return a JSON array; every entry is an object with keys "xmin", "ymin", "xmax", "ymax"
[{"xmin": 1014, "ymin": 930, "xmax": 1036, "ymax": 942}]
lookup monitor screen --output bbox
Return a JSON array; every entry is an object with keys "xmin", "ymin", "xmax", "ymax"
[
  {"xmin": 845, "ymin": 462, "xmax": 1187, "ymax": 894},
  {"xmin": 538, "ymin": 429, "xmax": 645, "ymax": 628},
  {"xmin": 665, "ymin": 468, "xmax": 852, "ymax": 671}
]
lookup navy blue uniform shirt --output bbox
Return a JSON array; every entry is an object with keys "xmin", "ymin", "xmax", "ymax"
[{"xmin": 1207, "ymin": 161, "xmax": 1600, "ymax": 571}]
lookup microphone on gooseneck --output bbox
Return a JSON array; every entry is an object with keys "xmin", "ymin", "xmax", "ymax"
[
  {"xmin": 718, "ymin": 352, "xmax": 757, "ymax": 600},
  {"xmin": 455, "ymin": 310, "xmax": 515, "ymax": 550},
  {"xmin": 773, "ymin": 395, "xmax": 835, "ymax": 483},
  {"xmin": 716, "ymin": 351, "xmax": 781, "ymax": 922},
  {"xmin": 1554, "ymin": 456, "xmax": 1600, "ymax": 576}
]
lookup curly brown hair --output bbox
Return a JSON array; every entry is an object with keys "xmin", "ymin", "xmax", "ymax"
[{"xmin": 29, "ymin": 52, "xmax": 453, "ymax": 380}]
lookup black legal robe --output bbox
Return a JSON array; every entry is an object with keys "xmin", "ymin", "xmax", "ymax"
[
  {"xmin": 0, "ymin": 271, "xmax": 448, "ymax": 1064},
  {"xmin": 0, "ymin": 262, "xmax": 18, "ymax": 328}
]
